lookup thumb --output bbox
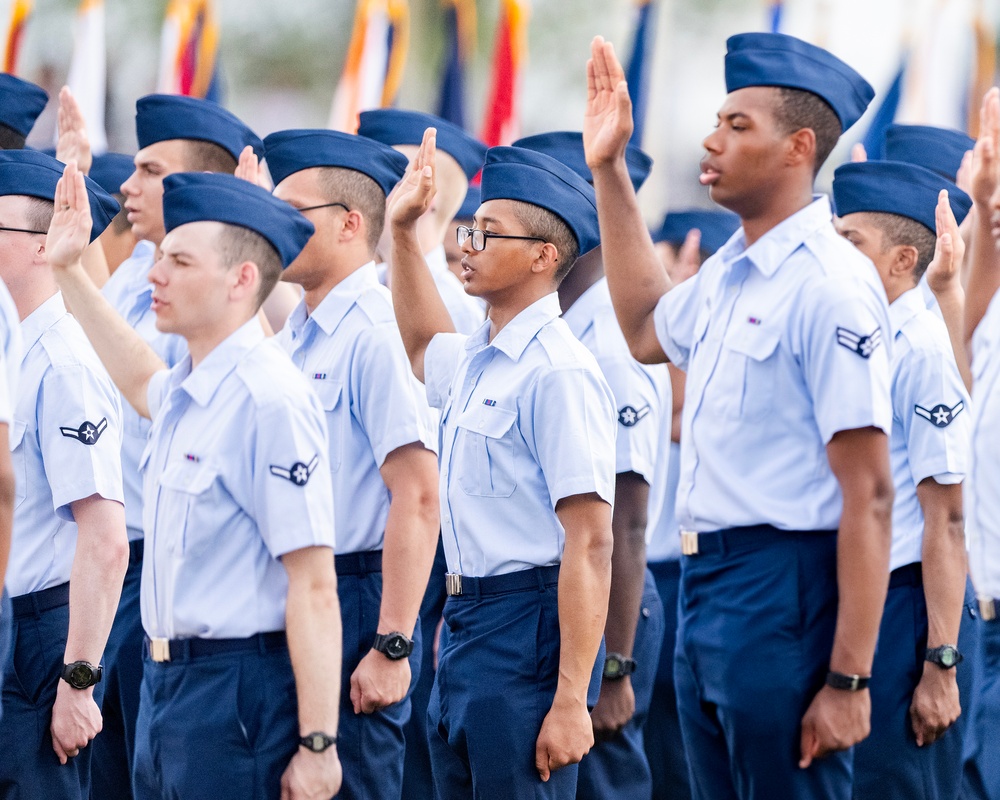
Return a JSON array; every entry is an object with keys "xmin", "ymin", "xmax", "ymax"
[
  {"xmin": 535, "ymin": 739, "xmax": 551, "ymax": 782},
  {"xmin": 349, "ymin": 672, "xmax": 362, "ymax": 715},
  {"xmin": 798, "ymin": 720, "xmax": 817, "ymax": 769}
]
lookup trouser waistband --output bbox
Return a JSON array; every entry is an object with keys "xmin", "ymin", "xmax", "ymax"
[
  {"xmin": 446, "ymin": 565, "xmax": 560, "ymax": 598},
  {"xmin": 888, "ymin": 562, "xmax": 922, "ymax": 590},
  {"xmin": 144, "ymin": 630, "xmax": 287, "ymax": 663},
  {"xmin": 680, "ymin": 524, "xmax": 837, "ymax": 557},
  {"xmin": 335, "ymin": 550, "xmax": 383, "ymax": 576},
  {"xmin": 11, "ymin": 582, "xmax": 69, "ymax": 619},
  {"xmin": 128, "ymin": 539, "xmax": 144, "ymax": 565}
]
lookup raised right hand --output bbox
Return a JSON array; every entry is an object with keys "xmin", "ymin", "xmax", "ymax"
[
  {"xmin": 583, "ymin": 36, "xmax": 633, "ymax": 171},
  {"xmin": 971, "ymin": 88, "xmax": 1000, "ymax": 208},
  {"xmin": 387, "ymin": 127, "xmax": 437, "ymax": 230},
  {"xmin": 46, "ymin": 161, "xmax": 93, "ymax": 272}
]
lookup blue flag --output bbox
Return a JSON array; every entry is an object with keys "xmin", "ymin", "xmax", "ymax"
[
  {"xmin": 625, "ymin": 0, "xmax": 656, "ymax": 145},
  {"xmin": 436, "ymin": 3, "xmax": 466, "ymax": 129},
  {"xmin": 861, "ymin": 58, "xmax": 907, "ymax": 159}
]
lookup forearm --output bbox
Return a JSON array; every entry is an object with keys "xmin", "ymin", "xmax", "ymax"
[
  {"xmin": 555, "ymin": 504, "xmax": 613, "ymax": 705},
  {"xmin": 55, "ymin": 261, "xmax": 165, "ymax": 417},
  {"xmin": 80, "ymin": 241, "xmax": 110, "ymax": 290},
  {"xmin": 919, "ymin": 483, "xmax": 967, "ymax": 649},
  {"xmin": 830, "ymin": 491, "xmax": 892, "ymax": 675},
  {"xmin": 286, "ymin": 550, "xmax": 342, "ymax": 735},
  {"xmin": 378, "ymin": 477, "xmax": 439, "ymax": 636},
  {"xmin": 591, "ymin": 161, "xmax": 671, "ymax": 363},
  {"xmin": 933, "ymin": 287, "xmax": 972, "ymax": 391},
  {"xmin": 65, "ymin": 498, "xmax": 128, "ymax": 664},
  {"xmin": 0, "ymin": 443, "xmax": 13, "ymax": 584},
  {"xmin": 389, "ymin": 222, "xmax": 455, "ymax": 382},
  {"xmin": 603, "ymin": 476, "xmax": 647, "ymax": 657},
  {"xmin": 965, "ymin": 211, "xmax": 1000, "ymax": 344}
]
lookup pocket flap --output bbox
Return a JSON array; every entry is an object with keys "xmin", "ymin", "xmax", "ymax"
[
  {"xmin": 10, "ymin": 419, "xmax": 26, "ymax": 449},
  {"xmin": 456, "ymin": 405, "xmax": 517, "ymax": 439},
  {"xmin": 158, "ymin": 460, "xmax": 218, "ymax": 495},
  {"xmin": 311, "ymin": 378, "xmax": 343, "ymax": 412},
  {"xmin": 724, "ymin": 326, "xmax": 781, "ymax": 362}
]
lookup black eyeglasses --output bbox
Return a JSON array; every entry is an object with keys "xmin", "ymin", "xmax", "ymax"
[
  {"xmin": 456, "ymin": 225, "xmax": 546, "ymax": 252},
  {"xmin": 0, "ymin": 225, "xmax": 46, "ymax": 235},
  {"xmin": 297, "ymin": 201, "xmax": 350, "ymax": 214}
]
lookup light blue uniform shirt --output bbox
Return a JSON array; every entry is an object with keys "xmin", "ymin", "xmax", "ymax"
[
  {"xmin": 563, "ymin": 276, "xmax": 670, "ymax": 528},
  {"xmin": 887, "ymin": 287, "xmax": 970, "ymax": 572},
  {"xmin": 101, "ymin": 240, "xmax": 187, "ymax": 540},
  {"xmin": 7, "ymin": 293, "xmax": 124, "ymax": 598},
  {"xmin": 969, "ymin": 291, "xmax": 1000, "ymax": 597},
  {"xmin": 0, "ymin": 278, "xmax": 22, "ymax": 429},
  {"xmin": 140, "ymin": 318, "xmax": 335, "ymax": 640},
  {"xmin": 653, "ymin": 196, "xmax": 893, "ymax": 533},
  {"xmin": 275, "ymin": 262, "xmax": 436, "ymax": 555},
  {"xmin": 424, "ymin": 293, "xmax": 617, "ymax": 578}
]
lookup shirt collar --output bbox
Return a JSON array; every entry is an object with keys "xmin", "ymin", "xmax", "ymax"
[
  {"xmin": 177, "ymin": 317, "xmax": 266, "ymax": 407},
  {"xmin": 719, "ymin": 195, "xmax": 833, "ymax": 278},
  {"xmin": 120, "ymin": 240, "xmax": 157, "ymax": 292},
  {"xmin": 467, "ymin": 293, "xmax": 562, "ymax": 362},
  {"xmin": 561, "ymin": 277, "xmax": 609, "ymax": 340},
  {"xmin": 424, "ymin": 245, "xmax": 450, "ymax": 277},
  {"xmin": 295, "ymin": 261, "xmax": 380, "ymax": 338},
  {"xmin": 889, "ymin": 286, "xmax": 926, "ymax": 336},
  {"xmin": 20, "ymin": 292, "xmax": 67, "ymax": 361}
]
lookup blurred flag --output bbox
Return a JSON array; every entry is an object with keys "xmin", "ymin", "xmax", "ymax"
[
  {"xmin": 767, "ymin": 0, "xmax": 783, "ymax": 34},
  {"xmin": 480, "ymin": 0, "xmax": 530, "ymax": 147},
  {"xmin": 436, "ymin": 0, "xmax": 476, "ymax": 130},
  {"xmin": 860, "ymin": 57, "xmax": 907, "ymax": 158},
  {"xmin": 625, "ymin": 0, "xmax": 656, "ymax": 144},
  {"xmin": 157, "ymin": 0, "xmax": 222, "ymax": 100},
  {"xmin": 65, "ymin": 0, "xmax": 107, "ymax": 154},
  {"xmin": 2, "ymin": 0, "xmax": 32, "ymax": 74},
  {"xmin": 967, "ymin": 3, "xmax": 997, "ymax": 136},
  {"xmin": 329, "ymin": 0, "xmax": 410, "ymax": 133}
]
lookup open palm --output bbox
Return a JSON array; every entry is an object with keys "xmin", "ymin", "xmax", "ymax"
[
  {"xmin": 46, "ymin": 161, "xmax": 93, "ymax": 271},
  {"xmin": 387, "ymin": 127, "xmax": 437, "ymax": 228},
  {"xmin": 583, "ymin": 36, "xmax": 634, "ymax": 170}
]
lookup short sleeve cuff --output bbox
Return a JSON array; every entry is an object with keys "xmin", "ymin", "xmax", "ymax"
[
  {"xmin": 424, "ymin": 333, "xmax": 467, "ymax": 410},
  {"xmin": 147, "ymin": 369, "xmax": 172, "ymax": 420},
  {"xmin": 653, "ymin": 293, "xmax": 689, "ymax": 369}
]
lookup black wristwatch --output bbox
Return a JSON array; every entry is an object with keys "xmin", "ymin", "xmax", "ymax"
[
  {"xmin": 825, "ymin": 671, "xmax": 870, "ymax": 692},
  {"xmin": 372, "ymin": 632, "xmax": 414, "ymax": 661},
  {"xmin": 603, "ymin": 653, "xmax": 637, "ymax": 681},
  {"xmin": 299, "ymin": 732, "xmax": 337, "ymax": 753},
  {"xmin": 926, "ymin": 645, "xmax": 963, "ymax": 669},
  {"xmin": 61, "ymin": 661, "xmax": 103, "ymax": 690}
]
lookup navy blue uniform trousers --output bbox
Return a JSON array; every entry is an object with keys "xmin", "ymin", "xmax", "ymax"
[
  {"xmin": 962, "ymin": 608, "xmax": 1000, "ymax": 800},
  {"xmin": 675, "ymin": 526, "xmax": 851, "ymax": 800},
  {"xmin": 132, "ymin": 635, "xmax": 297, "ymax": 799},
  {"xmin": 91, "ymin": 541, "xmax": 145, "ymax": 800},
  {"xmin": 577, "ymin": 568, "xmax": 665, "ymax": 799},
  {"xmin": 853, "ymin": 567, "xmax": 977, "ymax": 800},
  {"xmin": 0, "ymin": 590, "xmax": 10, "ymax": 725},
  {"xmin": 336, "ymin": 552, "xmax": 422, "ymax": 800},
  {"xmin": 402, "ymin": 538, "xmax": 447, "ymax": 798},
  {"xmin": 0, "ymin": 586, "xmax": 102, "ymax": 800},
  {"xmin": 428, "ymin": 566, "xmax": 603, "ymax": 800},
  {"xmin": 645, "ymin": 558, "xmax": 692, "ymax": 800}
]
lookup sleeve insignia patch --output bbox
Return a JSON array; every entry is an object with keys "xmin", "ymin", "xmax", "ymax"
[
  {"xmin": 836, "ymin": 327, "xmax": 882, "ymax": 359},
  {"xmin": 269, "ymin": 455, "xmax": 320, "ymax": 487},
  {"xmin": 60, "ymin": 417, "xmax": 108, "ymax": 446}
]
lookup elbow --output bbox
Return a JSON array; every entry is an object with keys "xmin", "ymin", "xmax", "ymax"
[{"xmin": 586, "ymin": 524, "xmax": 615, "ymax": 571}]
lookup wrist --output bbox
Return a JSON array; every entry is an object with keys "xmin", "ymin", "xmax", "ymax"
[{"xmin": 825, "ymin": 671, "xmax": 871, "ymax": 692}]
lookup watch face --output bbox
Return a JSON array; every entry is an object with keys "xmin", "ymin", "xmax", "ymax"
[
  {"xmin": 308, "ymin": 734, "xmax": 326, "ymax": 752},
  {"xmin": 385, "ymin": 635, "xmax": 408, "ymax": 659},
  {"xmin": 604, "ymin": 657, "xmax": 622, "ymax": 678},
  {"xmin": 940, "ymin": 648, "xmax": 957, "ymax": 667},
  {"xmin": 69, "ymin": 664, "xmax": 92, "ymax": 688}
]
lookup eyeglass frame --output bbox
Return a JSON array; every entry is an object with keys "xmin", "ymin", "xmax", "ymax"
[
  {"xmin": 0, "ymin": 225, "xmax": 47, "ymax": 235},
  {"xmin": 296, "ymin": 201, "xmax": 351, "ymax": 214},
  {"xmin": 456, "ymin": 225, "xmax": 547, "ymax": 252}
]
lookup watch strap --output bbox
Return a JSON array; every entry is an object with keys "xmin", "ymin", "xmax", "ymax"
[
  {"xmin": 60, "ymin": 661, "xmax": 103, "ymax": 689},
  {"xmin": 925, "ymin": 645, "xmax": 963, "ymax": 668},
  {"xmin": 299, "ymin": 732, "xmax": 337, "ymax": 753},
  {"xmin": 603, "ymin": 653, "xmax": 637, "ymax": 680},
  {"xmin": 825, "ymin": 671, "xmax": 870, "ymax": 691},
  {"xmin": 372, "ymin": 631, "xmax": 414, "ymax": 660}
]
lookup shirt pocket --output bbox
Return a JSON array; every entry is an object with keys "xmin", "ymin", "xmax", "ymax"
[
  {"xmin": 312, "ymin": 378, "xmax": 344, "ymax": 472},
  {"xmin": 455, "ymin": 405, "xmax": 518, "ymax": 498},
  {"xmin": 10, "ymin": 419, "xmax": 27, "ymax": 508},
  {"xmin": 723, "ymin": 326, "xmax": 781, "ymax": 421},
  {"xmin": 156, "ymin": 460, "xmax": 219, "ymax": 555}
]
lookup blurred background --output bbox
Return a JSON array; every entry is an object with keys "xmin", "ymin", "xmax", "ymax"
[{"xmin": 4, "ymin": 0, "xmax": 999, "ymax": 222}]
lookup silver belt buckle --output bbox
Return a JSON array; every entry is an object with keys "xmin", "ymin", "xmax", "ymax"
[
  {"xmin": 150, "ymin": 637, "xmax": 171, "ymax": 663},
  {"xmin": 445, "ymin": 573, "xmax": 463, "ymax": 596},
  {"xmin": 979, "ymin": 597, "xmax": 997, "ymax": 622},
  {"xmin": 681, "ymin": 530, "xmax": 699, "ymax": 556}
]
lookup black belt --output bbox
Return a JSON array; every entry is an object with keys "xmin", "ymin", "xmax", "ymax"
[
  {"xmin": 144, "ymin": 631, "xmax": 287, "ymax": 663},
  {"xmin": 648, "ymin": 559, "xmax": 681, "ymax": 580},
  {"xmin": 335, "ymin": 550, "xmax": 383, "ymax": 576},
  {"xmin": 680, "ymin": 525, "xmax": 837, "ymax": 557},
  {"xmin": 11, "ymin": 582, "xmax": 69, "ymax": 619},
  {"xmin": 446, "ymin": 565, "xmax": 560, "ymax": 598},
  {"xmin": 128, "ymin": 539, "xmax": 144, "ymax": 565},
  {"xmin": 889, "ymin": 562, "xmax": 922, "ymax": 590}
]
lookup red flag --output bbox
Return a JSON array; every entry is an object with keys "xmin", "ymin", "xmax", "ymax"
[{"xmin": 479, "ymin": 0, "xmax": 529, "ymax": 147}]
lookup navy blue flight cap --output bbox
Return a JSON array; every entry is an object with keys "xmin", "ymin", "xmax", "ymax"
[
  {"xmin": 89, "ymin": 153, "xmax": 135, "ymax": 196},
  {"xmin": 480, "ymin": 146, "xmax": 600, "ymax": 254},
  {"xmin": 883, "ymin": 124, "xmax": 974, "ymax": 182},
  {"xmin": 512, "ymin": 131, "xmax": 653, "ymax": 193},
  {"xmin": 724, "ymin": 33, "xmax": 874, "ymax": 131},
  {"xmin": 832, "ymin": 160, "xmax": 972, "ymax": 233},
  {"xmin": 161, "ymin": 172, "xmax": 314, "ymax": 269},
  {"xmin": 357, "ymin": 109, "xmax": 487, "ymax": 180},
  {"xmin": 0, "ymin": 73, "xmax": 48, "ymax": 138},
  {"xmin": 136, "ymin": 94, "xmax": 264, "ymax": 161},
  {"xmin": 654, "ymin": 209, "xmax": 740, "ymax": 255},
  {"xmin": 0, "ymin": 149, "xmax": 119, "ymax": 241},
  {"xmin": 263, "ymin": 129, "xmax": 408, "ymax": 197},
  {"xmin": 456, "ymin": 185, "xmax": 480, "ymax": 220}
]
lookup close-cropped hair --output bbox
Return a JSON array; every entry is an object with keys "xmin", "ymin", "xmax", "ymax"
[
  {"xmin": 864, "ymin": 211, "xmax": 937, "ymax": 281},
  {"xmin": 22, "ymin": 196, "xmax": 53, "ymax": 233},
  {"xmin": 316, "ymin": 166, "xmax": 386, "ymax": 253},
  {"xmin": 506, "ymin": 200, "xmax": 580, "ymax": 283},
  {"xmin": 771, "ymin": 87, "xmax": 842, "ymax": 175},
  {"xmin": 215, "ymin": 224, "xmax": 283, "ymax": 308},
  {"xmin": 183, "ymin": 140, "xmax": 239, "ymax": 175}
]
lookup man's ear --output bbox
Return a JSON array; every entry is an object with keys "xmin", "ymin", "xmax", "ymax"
[
  {"xmin": 529, "ymin": 241, "xmax": 560, "ymax": 276},
  {"xmin": 786, "ymin": 127, "xmax": 817, "ymax": 170},
  {"xmin": 891, "ymin": 243, "xmax": 920, "ymax": 277},
  {"xmin": 338, "ymin": 210, "xmax": 365, "ymax": 244},
  {"xmin": 229, "ymin": 259, "xmax": 259, "ymax": 301}
]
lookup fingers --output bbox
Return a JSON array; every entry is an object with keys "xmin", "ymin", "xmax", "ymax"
[
  {"xmin": 851, "ymin": 143, "xmax": 867, "ymax": 163},
  {"xmin": 591, "ymin": 36, "xmax": 612, "ymax": 93},
  {"xmin": 586, "ymin": 57, "xmax": 597, "ymax": 103},
  {"xmin": 603, "ymin": 40, "xmax": 625, "ymax": 85},
  {"xmin": 957, "ymin": 150, "xmax": 974, "ymax": 193},
  {"xmin": 798, "ymin": 721, "xmax": 818, "ymax": 769},
  {"xmin": 535, "ymin": 740, "xmax": 550, "ymax": 782},
  {"xmin": 349, "ymin": 672, "xmax": 362, "ymax": 715},
  {"xmin": 235, "ymin": 146, "xmax": 258, "ymax": 183}
]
